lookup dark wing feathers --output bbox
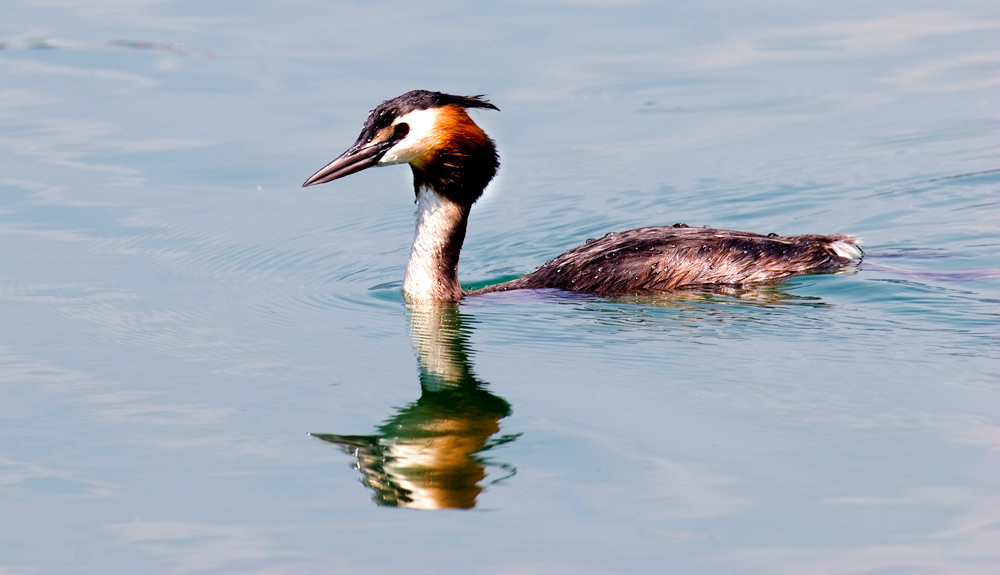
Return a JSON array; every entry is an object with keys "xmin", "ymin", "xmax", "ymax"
[{"xmin": 471, "ymin": 226, "xmax": 860, "ymax": 296}]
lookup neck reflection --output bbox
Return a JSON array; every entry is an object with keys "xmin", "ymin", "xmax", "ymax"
[{"xmin": 312, "ymin": 302, "xmax": 518, "ymax": 509}]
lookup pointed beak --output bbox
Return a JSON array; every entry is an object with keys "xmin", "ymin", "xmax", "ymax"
[{"xmin": 302, "ymin": 143, "xmax": 386, "ymax": 187}]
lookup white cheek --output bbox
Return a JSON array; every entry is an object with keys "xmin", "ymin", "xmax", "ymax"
[
  {"xmin": 379, "ymin": 141, "xmax": 420, "ymax": 165},
  {"xmin": 378, "ymin": 108, "xmax": 441, "ymax": 165}
]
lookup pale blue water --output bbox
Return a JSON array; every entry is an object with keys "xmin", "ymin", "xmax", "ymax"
[{"xmin": 2, "ymin": 1, "xmax": 999, "ymax": 573}]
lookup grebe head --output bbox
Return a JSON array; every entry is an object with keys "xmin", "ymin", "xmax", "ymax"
[{"xmin": 302, "ymin": 90, "xmax": 500, "ymax": 205}]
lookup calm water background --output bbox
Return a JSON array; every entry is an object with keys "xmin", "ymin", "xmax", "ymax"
[{"xmin": 2, "ymin": 1, "xmax": 999, "ymax": 573}]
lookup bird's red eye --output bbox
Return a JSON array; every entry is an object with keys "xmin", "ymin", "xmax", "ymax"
[{"xmin": 393, "ymin": 123, "xmax": 410, "ymax": 139}]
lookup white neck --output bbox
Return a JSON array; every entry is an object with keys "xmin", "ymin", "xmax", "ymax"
[{"xmin": 403, "ymin": 187, "xmax": 469, "ymax": 302}]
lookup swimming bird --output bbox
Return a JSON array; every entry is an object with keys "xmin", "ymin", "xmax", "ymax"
[{"xmin": 303, "ymin": 90, "xmax": 862, "ymax": 301}]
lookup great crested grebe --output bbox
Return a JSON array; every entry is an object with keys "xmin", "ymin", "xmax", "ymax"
[{"xmin": 303, "ymin": 90, "xmax": 862, "ymax": 301}]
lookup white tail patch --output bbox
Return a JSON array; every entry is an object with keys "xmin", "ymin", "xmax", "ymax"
[{"xmin": 830, "ymin": 238, "xmax": 863, "ymax": 262}]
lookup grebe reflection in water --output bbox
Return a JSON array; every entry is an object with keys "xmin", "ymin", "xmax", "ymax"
[{"xmin": 312, "ymin": 303, "xmax": 518, "ymax": 509}]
